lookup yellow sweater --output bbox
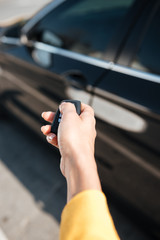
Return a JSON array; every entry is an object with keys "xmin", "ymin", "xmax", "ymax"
[{"xmin": 60, "ymin": 190, "xmax": 120, "ymax": 240}]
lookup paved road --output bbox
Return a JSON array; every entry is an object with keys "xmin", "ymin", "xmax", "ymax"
[
  {"xmin": 0, "ymin": 0, "xmax": 51, "ymax": 24},
  {"xmin": 0, "ymin": 115, "xmax": 66, "ymax": 240}
]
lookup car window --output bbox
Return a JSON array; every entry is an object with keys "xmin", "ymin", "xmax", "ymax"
[
  {"xmin": 31, "ymin": 0, "xmax": 135, "ymax": 61},
  {"xmin": 130, "ymin": 6, "xmax": 160, "ymax": 75}
]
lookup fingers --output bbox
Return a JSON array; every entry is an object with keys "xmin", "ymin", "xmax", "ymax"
[
  {"xmin": 41, "ymin": 125, "xmax": 51, "ymax": 135},
  {"xmin": 80, "ymin": 103, "xmax": 95, "ymax": 123},
  {"xmin": 46, "ymin": 133, "xmax": 58, "ymax": 147},
  {"xmin": 41, "ymin": 103, "xmax": 94, "ymax": 121},
  {"xmin": 59, "ymin": 102, "xmax": 94, "ymax": 118},
  {"xmin": 41, "ymin": 103, "xmax": 95, "ymax": 126},
  {"xmin": 59, "ymin": 102, "xmax": 95, "ymax": 125},
  {"xmin": 41, "ymin": 111, "xmax": 54, "ymax": 135},
  {"xmin": 81, "ymin": 103, "xmax": 94, "ymax": 116},
  {"xmin": 41, "ymin": 125, "xmax": 58, "ymax": 147},
  {"xmin": 41, "ymin": 111, "xmax": 58, "ymax": 148},
  {"xmin": 41, "ymin": 111, "xmax": 55, "ymax": 123},
  {"xmin": 59, "ymin": 102, "xmax": 76, "ymax": 115}
]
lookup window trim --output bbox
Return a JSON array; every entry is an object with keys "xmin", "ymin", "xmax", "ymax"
[
  {"xmin": 32, "ymin": 41, "xmax": 160, "ymax": 84},
  {"xmin": 21, "ymin": 0, "xmax": 66, "ymax": 36},
  {"xmin": 20, "ymin": 0, "xmax": 160, "ymax": 84},
  {"xmin": 21, "ymin": 0, "xmax": 140, "ymax": 63}
]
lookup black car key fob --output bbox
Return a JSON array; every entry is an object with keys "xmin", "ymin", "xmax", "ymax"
[{"xmin": 51, "ymin": 100, "xmax": 81, "ymax": 135}]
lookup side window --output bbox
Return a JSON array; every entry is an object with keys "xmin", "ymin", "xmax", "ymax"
[
  {"xmin": 31, "ymin": 0, "xmax": 134, "ymax": 60},
  {"xmin": 130, "ymin": 6, "xmax": 160, "ymax": 75}
]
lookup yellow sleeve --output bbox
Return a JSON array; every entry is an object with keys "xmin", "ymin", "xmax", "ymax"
[{"xmin": 60, "ymin": 190, "xmax": 120, "ymax": 240}]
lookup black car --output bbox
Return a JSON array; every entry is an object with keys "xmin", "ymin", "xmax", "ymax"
[{"xmin": 0, "ymin": 0, "xmax": 160, "ymax": 237}]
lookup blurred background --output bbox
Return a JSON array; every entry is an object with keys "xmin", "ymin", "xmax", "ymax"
[
  {"xmin": 0, "ymin": 0, "xmax": 51, "ymax": 24},
  {"xmin": 0, "ymin": 0, "xmax": 158, "ymax": 240}
]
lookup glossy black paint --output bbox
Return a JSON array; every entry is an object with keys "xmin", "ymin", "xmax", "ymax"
[{"xmin": 0, "ymin": 0, "xmax": 160, "ymax": 237}]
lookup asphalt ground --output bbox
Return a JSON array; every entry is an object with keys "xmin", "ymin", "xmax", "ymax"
[
  {"xmin": 0, "ymin": 0, "xmax": 155, "ymax": 239},
  {"xmin": 0, "ymin": 0, "xmax": 51, "ymax": 24}
]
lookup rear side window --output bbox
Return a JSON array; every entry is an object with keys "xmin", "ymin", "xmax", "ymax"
[
  {"xmin": 32, "ymin": 0, "xmax": 135, "ymax": 60},
  {"xmin": 131, "ymin": 6, "xmax": 160, "ymax": 75}
]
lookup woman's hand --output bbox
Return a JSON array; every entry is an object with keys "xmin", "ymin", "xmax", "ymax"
[{"xmin": 41, "ymin": 102, "xmax": 101, "ymax": 201}]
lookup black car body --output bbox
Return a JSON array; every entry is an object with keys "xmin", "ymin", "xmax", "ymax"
[{"xmin": 0, "ymin": 0, "xmax": 160, "ymax": 236}]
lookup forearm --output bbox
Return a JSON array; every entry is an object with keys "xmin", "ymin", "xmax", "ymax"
[{"xmin": 64, "ymin": 152, "xmax": 102, "ymax": 202}]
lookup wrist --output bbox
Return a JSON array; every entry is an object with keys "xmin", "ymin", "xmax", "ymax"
[
  {"xmin": 64, "ymin": 153, "xmax": 101, "ymax": 202},
  {"xmin": 64, "ymin": 149, "xmax": 97, "ymax": 173}
]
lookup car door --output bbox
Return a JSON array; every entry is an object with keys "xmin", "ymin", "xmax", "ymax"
[
  {"xmin": 92, "ymin": 0, "xmax": 160, "ymax": 233},
  {"xmin": 0, "ymin": 0, "xmax": 136, "ymax": 134}
]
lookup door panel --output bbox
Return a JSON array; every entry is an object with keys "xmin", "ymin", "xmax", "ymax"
[
  {"xmin": 92, "ymin": 67, "xmax": 160, "ymax": 229},
  {"xmin": 92, "ymin": 3, "xmax": 160, "ymax": 229}
]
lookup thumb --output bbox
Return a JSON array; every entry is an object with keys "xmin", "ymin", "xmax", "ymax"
[{"xmin": 59, "ymin": 102, "xmax": 77, "ymax": 115}]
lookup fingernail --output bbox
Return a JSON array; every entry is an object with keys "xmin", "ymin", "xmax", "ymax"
[
  {"xmin": 59, "ymin": 102, "xmax": 66, "ymax": 112},
  {"xmin": 59, "ymin": 104, "xmax": 62, "ymax": 112},
  {"xmin": 41, "ymin": 112, "xmax": 45, "ymax": 118},
  {"xmin": 46, "ymin": 111, "xmax": 53, "ymax": 118},
  {"xmin": 47, "ymin": 134, "xmax": 55, "ymax": 142},
  {"xmin": 41, "ymin": 126, "xmax": 45, "ymax": 132}
]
